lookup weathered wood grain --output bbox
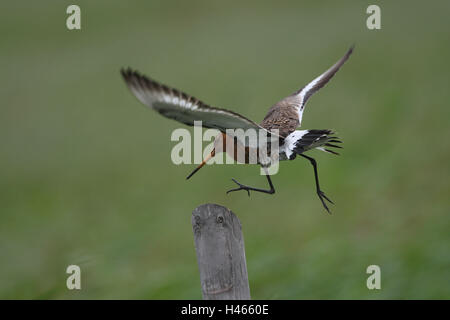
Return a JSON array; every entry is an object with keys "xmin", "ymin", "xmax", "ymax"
[{"xmin": 192, "ymin": 203, "xmax": 250, "ymax": 300}]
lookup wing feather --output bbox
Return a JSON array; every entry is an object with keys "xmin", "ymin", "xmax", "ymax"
[
  {"xmin": 264, "ymin": 46, "xmax": 354, "ymax": 130},
  {"xmin": 294, "ymin": 46, "xmax": 354, "ymax": 125},
  {"xmin": 121, "ymin": 68, "xmax": 280, "ymax": 148}
]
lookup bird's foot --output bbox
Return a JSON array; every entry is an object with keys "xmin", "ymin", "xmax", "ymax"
[
  {"xmin": 226, "ymin": 178, "xmax": 251, "ymax": 197},
  {"xmin": 317, "ymin": 189, "xmax": 334, "ymax": 214}
]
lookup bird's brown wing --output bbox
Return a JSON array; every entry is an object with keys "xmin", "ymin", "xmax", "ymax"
[{"xmin": 261, "ymin": 46, "xmax": 354, "ymax": 133}]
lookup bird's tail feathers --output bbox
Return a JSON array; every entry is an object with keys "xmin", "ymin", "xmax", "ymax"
[{"xmin": 284, "ymin": 129, "xmax": 342, "ymax": 159}]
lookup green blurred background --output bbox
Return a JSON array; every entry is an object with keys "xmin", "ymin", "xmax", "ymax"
[{"xmin": 1, "ymin": 0, "xmax": 449, "ymax": 299}]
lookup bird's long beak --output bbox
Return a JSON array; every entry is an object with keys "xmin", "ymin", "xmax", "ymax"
[{"xmin": 186, "ymin": 149, "xmax": 216, "ymax": 180}]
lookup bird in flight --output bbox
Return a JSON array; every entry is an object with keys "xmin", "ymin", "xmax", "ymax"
[{"xmin": 121, "ymin": 46, "xmax": 353, "ymax": 213}]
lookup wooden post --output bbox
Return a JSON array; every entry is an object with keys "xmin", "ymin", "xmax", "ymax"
[{"xmin": 192, "ymin": 203, "xmax": 251, "ymax": 300}]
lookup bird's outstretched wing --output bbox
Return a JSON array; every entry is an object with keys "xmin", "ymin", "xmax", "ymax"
[
  {"xmin": 262, "ymin": 46, "xmax": 354, "ymax": 133},
  {"xmin": 121, "ymin": 68, "xmax": 280, "ymax": 148}
]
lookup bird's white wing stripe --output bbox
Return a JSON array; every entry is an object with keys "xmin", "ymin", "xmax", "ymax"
[
  {"xmin": 293, "ymin": 46, "xmax": 353, "ymax": 126},
  {"xmin": 298, "ymin": 76, "xmax": 321, "ymax": 110},
  {"xmin": 179, "ymin": 95, "xmax": 186, "ymax": 107}
]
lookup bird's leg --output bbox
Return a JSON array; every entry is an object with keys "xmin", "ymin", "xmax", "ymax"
[
  {"xmin": 227, "ymin": 173, "xmax": 275, "ymax": 196},
  {"xmin": 300, "ymin": 154, "xmax": 334, "ymax": 214}
]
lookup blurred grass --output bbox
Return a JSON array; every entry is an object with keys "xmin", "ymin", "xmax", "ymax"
[{"xmin": 0, "ymin": 0, "xmax": 449, "ymax": 299}]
